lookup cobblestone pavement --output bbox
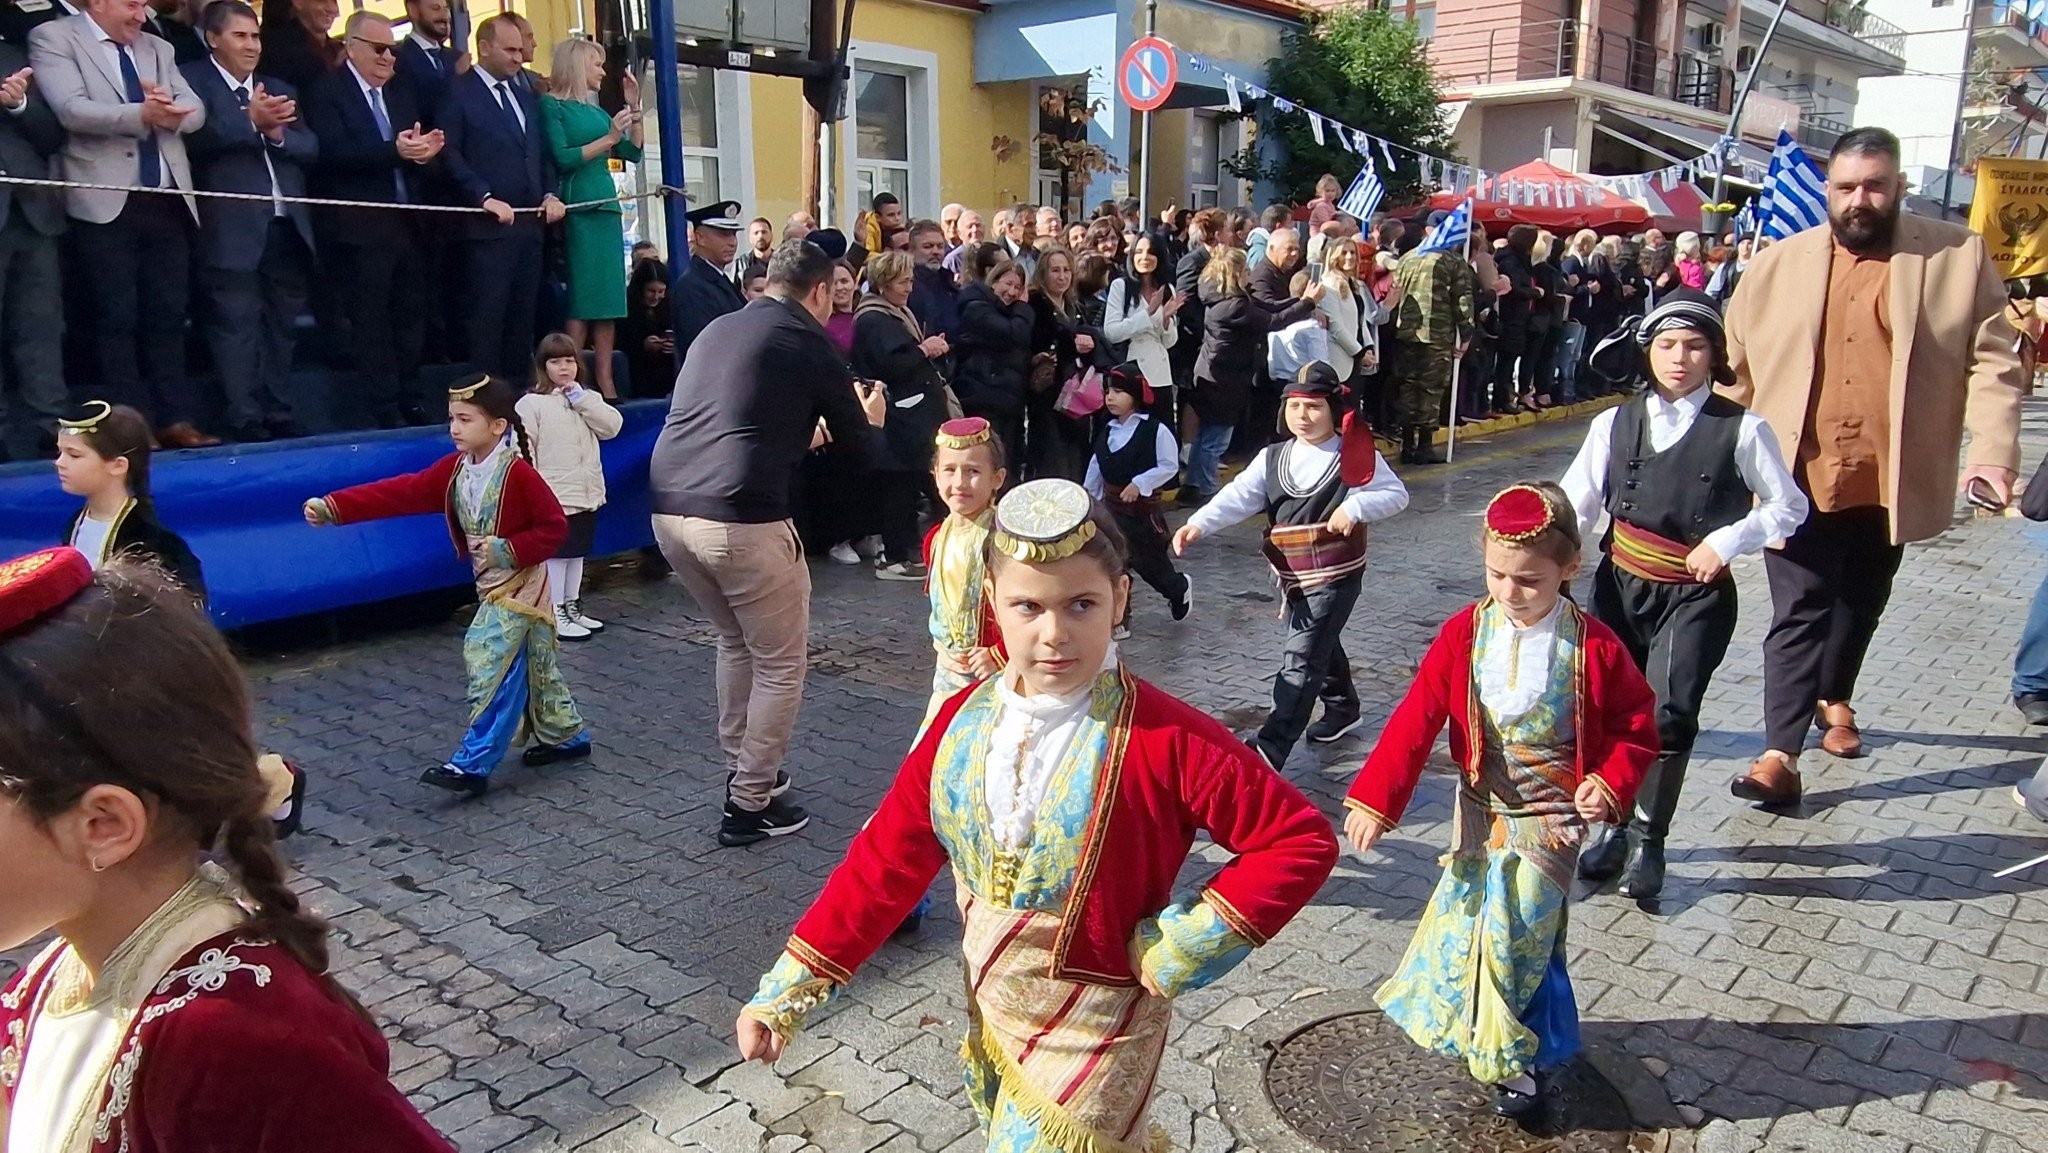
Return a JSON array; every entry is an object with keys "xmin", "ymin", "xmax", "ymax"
[{"xmin": 96, "ymin": 406, "xmax": 2048, "ymax": 1150}]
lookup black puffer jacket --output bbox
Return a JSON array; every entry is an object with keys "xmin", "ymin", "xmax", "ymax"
[
  {"xmin": 849, "ymin": 302, "xmax": 948, "ymax": 472},
  {"xmin": 952, "ymin": 281, "xmax": 1035, "ymax": 420}
]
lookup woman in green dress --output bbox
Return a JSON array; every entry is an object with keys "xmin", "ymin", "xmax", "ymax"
[{"xmin": 541, "ymin": 38, "xmax": 644, "ymax": 398}]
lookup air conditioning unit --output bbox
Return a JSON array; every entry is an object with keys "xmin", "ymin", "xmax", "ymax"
[{"xmin": 1693, "ymin": 23, "xmax": 1725, "ymax": 57}]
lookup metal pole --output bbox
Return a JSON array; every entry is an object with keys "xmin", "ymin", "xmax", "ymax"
[
  {"xmin": 1444, "ymin": 354, "xmax": 1461, "ymax": 462},
  {"xmin": 1708, "ymin": 0, "xmax": 1793, "ymax": 212},
  {"xmin": 1942, "ymin": 0, "xmax": 1983, "ymax": 218},
  {"xmin": 647, "ymin": 0, "xmax": 691, "ymax": 374},
  {"xmin": 1138, "ymin": 0, "xmax": 1157, "ymax": 226}
]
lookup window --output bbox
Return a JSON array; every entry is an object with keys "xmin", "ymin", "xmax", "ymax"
[
  {"xmin": 1034, "ymin": 83, "xmax": 1088, "ymax": 218},
  {"xmin": 843, "ymin": 43, "xmax": 940, "ymax": 224},
  {"xmin": 854, "ymin": 68, "xmax": 912, "ymax": 208},
  {"xmin": 677, "ymin": 65, "xmax": 723, "ymax": 206},
  {"xmin": 1189, "ymin": 113, "xmax": 1221, "ymax": 209},
  {"xmin": 1407, "ymin": 1, "xmax": 1436, "ymax": 40},
  {"xmin": 628, "ymin": 64, "xmax": 752, "ymax": 254}
]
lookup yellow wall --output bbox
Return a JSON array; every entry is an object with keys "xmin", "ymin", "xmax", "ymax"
[{"xmin": 352, "ymin": 0, "xmax": 584, "ymax": 57}]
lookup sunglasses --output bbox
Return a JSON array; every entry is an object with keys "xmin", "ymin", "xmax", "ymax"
[{"xmin": 348, "ymin": 37, "xmax": 398, "ymax": 57}]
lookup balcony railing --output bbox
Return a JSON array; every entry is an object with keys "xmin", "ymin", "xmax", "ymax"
[
  {"xmin": 1430, "ymin": 20, "xmax": 1734, "ymax": 114},
  {"xmin": 1983, "ymin": 0, "xmax": 2048, "ymax": 56},
  {"xmin": 1821, "ymin": 2, "xmax": 1905, "ymax": 58}
]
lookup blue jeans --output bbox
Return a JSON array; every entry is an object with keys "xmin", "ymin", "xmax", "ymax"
[
  {"xmin": 1186, "ymin": 421, "xmax": 1233, "ymax": 496},
  {"xmin": 1554, "ymin": 321, "xmax": 1586, "ymax": 403},
  {"xmin": 2014, "ymin": 567, "xmax": 2048, "ymax": 698}
]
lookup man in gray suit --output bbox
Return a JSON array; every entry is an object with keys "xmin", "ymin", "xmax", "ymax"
[
  {"xmin": 30, "ymin": 0, "xmax": 213, "ymax": 447},
  {"xmin": 0, "ymin": 36, "xmax": 66, "ymax": 461},
  {"xmin": 181, "ymin": 0, "xmax": 313, "ymax": 441}
]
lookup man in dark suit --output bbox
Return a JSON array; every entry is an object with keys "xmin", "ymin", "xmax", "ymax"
[
  {"xmin": 0, "ymin": 0, "xmax": 79, "ymax": 47},
  {"xmin": 392, "ymin": 0, "xmax": 455, "ymax": 123},
  {"xmin": 182, "ymin": 0, "xmax": 314, "ymax": 441},
  {"xmin": 439, "ymin": 12, "xmax": 559, "ymax": 380},
  {"xmin": 0, "ymin": 36, "xmax": 67, "ymax": 461},
  {"xmin": 672, "ymin": 200, "xmax": 745, "ymax": 355},
  {"xmin": 303, "ymin": 10, "xmax": 442, "ymax": 428},
  {"xmin": 141, "ymin": 0, "xmax": 198, "ymax": 62}
]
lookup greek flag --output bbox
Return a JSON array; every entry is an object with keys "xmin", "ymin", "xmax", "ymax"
[
  {"xmin": 1414, "ymin": 197, "xmax": 1472, "ymax": 256},
  {"xmin": 1757, "ymin": 130, "xmax": 1828, "ymax": 242},
  {"xmin": 1337, "ymin": 159, "xmax": 1385, "ymax": 221}
]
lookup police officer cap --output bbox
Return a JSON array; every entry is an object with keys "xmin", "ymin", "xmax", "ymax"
[{"xmin": 685, "ymin": 201, "xmax": 745, "ymax": 231}]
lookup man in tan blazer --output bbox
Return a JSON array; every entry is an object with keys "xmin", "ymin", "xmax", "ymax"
[{"xmin": 1723, "ymin": 127, "xmax": 2024, "ymax": 805}]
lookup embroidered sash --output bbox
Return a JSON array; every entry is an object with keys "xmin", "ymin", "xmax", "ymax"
[
  {"xmin": 1458, "ymin": 604, "xmax": 1585, "ymax": 895},
  {"xmin": 451, "ymin": 450, "xmax": 552, "ymax": 622},
  {"xmin": 1261, "ymin": 523, "xmax": 1368, "ymax": 593},
  {"xmin": 1609, "ymin": 520, "xmax": 1697, "ymax": 585}
]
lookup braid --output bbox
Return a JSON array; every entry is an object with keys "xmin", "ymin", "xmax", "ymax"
[
  {"xmin": 508, "ymin": 407, "xmax": 534, "ymax": 461},
  {"xmin": 220, "ymin": 812, "xmax": 371, "ymax": 1021}
]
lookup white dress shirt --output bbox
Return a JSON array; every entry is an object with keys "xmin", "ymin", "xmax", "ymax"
[
  {"xmin": 1476, "ymin": 599, "xmax": 1562, "ymax": 726},
  {"xmin": 488, "ymin": 75, "xmax": 526, "ymax": 133},
  {"xmin": 69, "ymin": 512, "xmax": 114, "ymax": 569},
  {"xmin": 983, "ymin": 646, "xmax": 1118, "ymax": 850},
  {"xmin": 211, "ymin": 58, "xmax": 285, "ymax": 216},
  {"xmin": 1559, "ymin": 388, "xmax": 1808, "ymax": 564},
  {"xmin": 1083, "ymin": 414, "xmax": 1179, "ymax": 500},
  {"xmin": 1185, "ymin": 437, "xmax": 1410, "ymax": 536}
]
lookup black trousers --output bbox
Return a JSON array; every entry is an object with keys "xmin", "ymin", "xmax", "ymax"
[
  {"xmin": 1258, "ymin": 571, "xmax": 1361, "ymax": 765},
  {"xmin": 466, "ymin": 223, "xmax": 544, "ymax": 381},
  {"xmin": 330, "ymin": 230, "xmax": 428, "ymax": 410},
  {"xmin": 877, "ymin": 469, "xmax": 927, "ymax": 566},
  {"xmin": 1592, "ymin": 562, "xmax": 1739, "ymax": 840},
  {"xmin": 1024, "ymin": 388, "xmax": 1088, "ymax": 482},
  {"xmin": 1110, "ymin": 507, "xmax": 1187, "ymax": 613},
  {"xmin": 1490, "ymin": 328, "xmax": 1526, "ymax": 411},
  {"xmin": 203, "ymin": 220, "xmax": 310, "ymax": 428},
  {"xmin": 0, "ymin": 210, "xmax": 66, "ymax": 460},
  {"xmin": 71, "ymin": 195, "xmax": 196, "ymax": 425},
  {"xmin": 1762, "ymin": 506, "xmax": 1905, "ymax": 755}
]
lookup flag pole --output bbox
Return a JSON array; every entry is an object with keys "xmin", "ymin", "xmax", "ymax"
[
  {"xmin": 1445, "ymin": 355, "xmax": 1462, "ymax": 462},
  {"xmin": 1708, "ymin": 0, "xmax": 1793, "ymax": 220}
]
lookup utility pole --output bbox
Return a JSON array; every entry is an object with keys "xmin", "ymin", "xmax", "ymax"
[
  {"xmin": 1137, "ymin": 0, "xmax": 1157, "ymax": 226},
  {"xmin": 646, "ymin": 0, "xmax": 690, "ymax": 375},
  {"xmin": 1709, "ymin": 0, "xmax": 1792, "ymax": 215},
  {"xmin": 1941, "ymin": 0, "xmax": 1983, "ymax": 218}
]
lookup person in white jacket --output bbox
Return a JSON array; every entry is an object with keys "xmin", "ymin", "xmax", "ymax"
[
  {"xmin": 517, "ymin": 333, "xmax": 626, "ymax": 639},
  {"xmin": 1316, "ymin": 237, "xmax": 1393, "ymax": 384},
  {"xmin": 1102, "ymin": 234, "xmax": 1185, "ymax": 419}
]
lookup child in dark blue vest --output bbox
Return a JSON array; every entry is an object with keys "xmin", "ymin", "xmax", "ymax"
[
  {"xmin": 1560, "ymin": 288, "xmax": 1808, "ymax": 899},
  {"xmin": 1084, "ymin": 365, "xmax": 1190, "ymax": 636}
]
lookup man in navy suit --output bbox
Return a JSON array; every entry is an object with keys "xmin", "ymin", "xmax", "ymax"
[
  {"xmin": 303, "ymin": 10, "xmax": 443, "ymax": 429},
  {"xmin": 672, "ymin": 200, "xmax": 746, "ymax": 356},
  {"xmin": 393, "ymin": 0, "xmax": 455, "ymax": 124},
  {"xmin": 439, "ymin": 12, "xmax": 560, "ymax": 380},
  {"xmin": 182, "ymin": 0, "xmax": 315, "ymax": 441}
]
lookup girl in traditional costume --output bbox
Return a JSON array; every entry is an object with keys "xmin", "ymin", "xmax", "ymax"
[
  {"xmin": 736, "ymin": 479, "xmax": 1338, "ymax": 1152},
  {"xmin": 52, "ymin": 401, "xmax": 205, "ymax": 599},
  {"xmin": 920, "ymin": 416, "xmax": 1008, "ymax": 730},
  {"xmin": 1559, "ymin": 290, "xmax": 1806, "ymax": 898},
  {"xmin": 0, "ymin": 547, "xmax": 452, "ymax": 1152},
  {"xmin": 303, "ymin": 375, "xmax": 590, "ymax": 798},
  {"xmin": 1343, "ymin": 482, "xmax": 1659, "ymax": 1120},
  {"xmin": 1083, "ymin": 366, "xmax": 1191, "ymax": 638}
]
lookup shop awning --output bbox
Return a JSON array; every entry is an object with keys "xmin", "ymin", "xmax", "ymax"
[{"xmin": 1596, "ymin": 110, "xmax": 1771, "ymax": 189}]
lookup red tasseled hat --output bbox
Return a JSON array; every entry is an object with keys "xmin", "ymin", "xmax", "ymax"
[
  {"xmin": 0, "ymin": 548, "xmax": 94, "ymax": 638},
  {"xmin": 1285, "ymin": 363, "xmax": 1376, "ymax": 486}
]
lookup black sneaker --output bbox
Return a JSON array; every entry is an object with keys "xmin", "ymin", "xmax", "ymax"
[
  {"xmin": 1492, "ymin": 1077, "xmax": 1545, "ymax": 1120},
  {"xmin": 522, "ymin": 738, "xmax": 592, "ymax": 767},
  {"xmin": 719, "ymin": 796, "xmax": 810, "ymax": 847},
  {"xmin": 420, "ymin": 764, "xmax": 490, "ymax": 798},
  {"xmin": 1305, "ymin": 710, "xmax": 1363, "ymax": 744},
  {"xmin": 728, "ymin": 769, "xmax": 792, "ymax": 798},
  {"xmin": 1171, "ymin": 574, "xmax": 1193, "ymax": 622},
  {"xmin": 2017, "ymin": 694, "xmax": 2048, "ymax": 726}
]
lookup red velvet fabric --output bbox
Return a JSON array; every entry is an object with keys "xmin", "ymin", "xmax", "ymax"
[
  {"xmin": 785, "ymin": 675, "xmax": 1339, "ymax": 986},
  {"xmin": 1345, "ymin": 601, "xmax": 1659, "ymax": 828},
  {"xmin": 324, "ymin": 452, "xmax": 567, "ymax": 570}
]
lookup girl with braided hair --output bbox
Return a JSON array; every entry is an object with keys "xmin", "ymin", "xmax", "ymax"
[{"xmin": 0, "ymin": 548, "xmax": 452, "ymax": 1152}]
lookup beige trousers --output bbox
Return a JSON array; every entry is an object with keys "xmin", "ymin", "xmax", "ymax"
[{"xmin": 651, "ymin": 515, "xmax": 811, "ymax": 810}]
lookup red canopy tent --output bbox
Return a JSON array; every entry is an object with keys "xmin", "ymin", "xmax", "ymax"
[
  {"xmin": 1627, "ymin": 179, "xmax": 1712, "ymax": 235},
  {"xmin": 1427, "ymin": 160, "xmax": 1649, "ymax": 235}
]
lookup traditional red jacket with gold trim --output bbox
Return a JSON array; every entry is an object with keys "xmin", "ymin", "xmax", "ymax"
[
  {"xmin": 1344, "ymin": 600, "xmax": 1659, "ymax": 830},
  {"xmin": 322, "ymin": 451, "xmax": 567, "ymax": 569},
  {"xmin": 785, "ymin": 676, "xmax": 1339, "ymax": 987},
  {"xmin": 0, "ymin": 934, "xmax": 453, "ymax": 1153}
]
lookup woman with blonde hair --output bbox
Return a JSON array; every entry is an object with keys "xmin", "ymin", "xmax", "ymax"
[
  {"xmin": 1557, "ymin": 229, "xmax": 1603, "ymax": 402},
  {"xmin": 541, "ymin": 38, "xmax": 644, "ymax": 397}
]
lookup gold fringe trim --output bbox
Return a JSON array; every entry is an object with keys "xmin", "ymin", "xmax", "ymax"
[
  {"xmin": 991, "ymin": 521, "xmax": 1098, "ymax": 564},
  {"xmin": 935, "ymin": 426, "xmax": 995, "ymax": 451},
  {"xmin": 964, "ymin": 1023, "xmax": 1160, "ymax": 1153}
]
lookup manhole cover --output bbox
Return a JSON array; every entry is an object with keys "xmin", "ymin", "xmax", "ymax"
[{"xmin": 1263, "ymin": 1010, "xmax": 1655, "ymax": 1152}]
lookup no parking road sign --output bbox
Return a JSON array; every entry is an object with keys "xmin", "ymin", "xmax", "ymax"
[{"xmin": 1118, "ymin": 36, "xmax": 1178, "ymax": 113}]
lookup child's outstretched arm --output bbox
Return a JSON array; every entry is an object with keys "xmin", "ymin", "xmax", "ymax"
[
  {"xmin": 1173, "ymin": 445, "xmax": 1274, "ymax": 554},
  {"xmin": 309, "ymin": 459, "xmax": 457, "ymax": 527},
  {"xmin": 1344, "ymin": 617, "xmax": 1461, "ymax": 850}
]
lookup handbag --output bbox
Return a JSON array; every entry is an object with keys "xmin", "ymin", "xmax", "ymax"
[
  {"xmin": 1028, "ymin": 352, "xmax": 1058, "ymax": 395},
  {"xmin": 1054, "ymin": 366, "xmax": 1105, "ymax": 420}
]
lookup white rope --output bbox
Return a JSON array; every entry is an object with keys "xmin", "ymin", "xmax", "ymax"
[{"xmin": 0, "ymin": 172, "xmax": 679, "ymax": 215}]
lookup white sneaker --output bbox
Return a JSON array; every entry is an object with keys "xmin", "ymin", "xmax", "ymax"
[
  {"xmin": 565, "ymin": 599, "xmax": 604, "ymax": 632},
  {"xmin": 855, "ymin": 535, "xmax": 883, "ymax": 560},
  {"xmin": 1113, "ymin": 623, "xmax": 1131, "ymax": 641},
  {"xmin": 553, "ymin": 604, "xmax": 591, "ymax": 640},
  {"xmin": 828, "ymin": 542, "xmax": 861, "ymax": 566}
]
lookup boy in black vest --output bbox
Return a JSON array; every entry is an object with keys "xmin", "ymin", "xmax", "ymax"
[
  {"xmin": 1174, "ymin": 363, "xmax": 1410, "ymax": 769},
  {"xmin": 1083, "ymin": 365, "xmax": 1191, "ymax": 635},
  {"xmin": 1560, "ymin": 289, "xmax": 1808, "ymax": 899}
]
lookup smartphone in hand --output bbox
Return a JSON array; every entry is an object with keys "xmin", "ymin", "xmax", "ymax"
[
  {"xmin": 1308, "ymin": 261, "xmax": 1325, "ymax": 282},
  {"xmin": 1967, "ymin": 476, "xmax": 2008, "ymax": 513}
]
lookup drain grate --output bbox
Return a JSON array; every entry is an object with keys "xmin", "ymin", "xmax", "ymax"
[{"xmin": 1262, "ymin": 1010, "xmax": 1656, "ymax": 1152}]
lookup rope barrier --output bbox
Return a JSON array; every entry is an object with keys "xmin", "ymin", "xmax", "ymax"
[{"xmin": 0, "ymin": 173, "xmax": 683, "ymax": 215}]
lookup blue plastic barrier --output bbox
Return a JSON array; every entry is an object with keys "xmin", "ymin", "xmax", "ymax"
[{"xmin": 0, "ymin": 401, "xmax": 665, "ymax": 629}]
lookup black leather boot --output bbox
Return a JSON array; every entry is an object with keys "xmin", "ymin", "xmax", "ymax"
[
  {"xmin": 1619, "ymin": 837, "xmax": 1667, "ymax": 898},
  {"xmin": 1577, "ymin": 822, "xmax": 1627, "ymax": 880}
]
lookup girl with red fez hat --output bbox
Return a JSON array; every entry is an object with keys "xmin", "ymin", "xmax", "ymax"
[
  {"xmin": 1343, "ymin": 482, "xmax": 1658, "ymax": 1122},
  {"xmin": 1083, "ymin": 365, "xmax": 1191, "ymax": 636},
  {"xmin": 1173, "ymin": 362, "xmax": 1408, "ymax": 769},
  {"xmin": 0, "ymin": 549, "xmax": 452, "ymax": 1153},
  {"xmin": 1559, "ymin": 288, "xmax": 1807, "ymax": 898},
  {"xmin": 736, "ymin": 480, "xmax": 1336, "ymax": 1152}
]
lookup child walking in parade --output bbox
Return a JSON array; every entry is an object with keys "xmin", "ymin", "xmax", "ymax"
[
  {"xmin": 518, "ymin": 333, "xmax": 625, "ymax": 641},
  {"xmin": 736, "ymin": 479, "xmax": 1337, "ymax": 1152},
  {"xmin": 1560, "ymin": 289, "xmax": 1807, "ymax": 898},
  {"xmin": 1083, "ymin": 365, "xmax": 1192, "ymax": 637},
  {"xmin": 1172, "ymin": 363, "xmax": 1409, "ymax": 768},
  {"xmin": 920, "ymin": 417, "xmax": 1009, "ymax": 730},
  {"xmin": 0, "ymin": 547, "xmax": 453, "ymax": 1152},
  {"xmin": 1344, "ymin": 482, "xmax": 1659, "ymax": 1120},
  {"xmin": 303, "ymin": 376, "xmax": 591, "ymax": 798},
  {"xmin": 52, "ymin": 401, "xmax": 205, "ymax": 598}
]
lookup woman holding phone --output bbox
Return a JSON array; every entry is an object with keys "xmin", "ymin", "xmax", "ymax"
[{"xmin": 1103, "ymin": 233, "xmax": 1185, "ymax": 421}]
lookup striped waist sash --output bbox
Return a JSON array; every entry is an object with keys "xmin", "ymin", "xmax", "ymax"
[
  {"xmin": 1262, "ymin": 523, "xmax": 1367, "ymax": 593},
  {"xmin": 1609, "ymin": 520, "xmax": 1698, "ymax": 585}
]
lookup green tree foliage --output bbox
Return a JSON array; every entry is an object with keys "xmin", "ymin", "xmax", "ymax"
[{"xmin": 1238, "ymin": 7, "xmax": 1455, "ymax": 205}]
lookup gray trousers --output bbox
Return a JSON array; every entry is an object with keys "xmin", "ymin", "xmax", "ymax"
[
  {"xmin": 204, "ymin": 220, "xmax": 309, "ymax": 428},
  {"xmin": 0, "ymin": 211, "xmax": 66, "ymax": 460}
]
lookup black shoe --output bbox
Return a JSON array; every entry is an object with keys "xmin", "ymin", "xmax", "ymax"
[
  {"xmin": 1491, "ymin": 1077, "xmax": 1544, "ymax": 1120},
  {"xmin": 1305, "ymin": 709, "xmax": 1363, "ymax": 744},
  {"xmin": 1176, "ymin": 490, "xmax": 1209, "ymax": 510},
  {"xmin": 1171, "ymin": 574, "xmax": 1193, "ymax": 622},
  {"xmin": 521, "ymin": 738, "xmax": 591, "ymax": 767},
  {"xmin": 727, "ymin": 769, "xmax": 792, "ymax": 798},
  {"xmin": 1617, "ymin": 837, "xmax": 1667, "ymax": 899},
  {"xmin": 1410, "ymin": 440, "xmax": 1448, "ymax": 465},
  {"xmin": 893, "ymin": 913, "xmax": 924, "ymax": 939},
  {"xmin": 2017, "ymin": 694, "xmax": 2048, "ymax": 726},
  {"xmin": 719, "ymin": 796, "xmax": 811, "ymax": 847},
  {"xmin": 1577, "ymin": 823, "xmax": 1627, "ymax": 880},
  {"xmin": 230, "ymin": 421, "xmax": 274, "ymax": 443},
  {"xmin": 271, "ymin": 758, "xmax": 307, "ymax": 839},
  {"xmin": 266, "ymin": 417, "xmax": 311, "ymax": 439},
  {"xmin": 420, "ymin": 764, "xmax": 490, "ymax": 797},
  {"xmin": 399, "ymin": 402, "xmax": 433, "ymax": 427}
]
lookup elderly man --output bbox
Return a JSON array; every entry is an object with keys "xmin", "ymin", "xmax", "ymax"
[
  {"xmin": 32, "ymin": 0, "xmax": 214, "ymax": 446},
  {"xmin": 939, "ymin": 201, "xmax": 963, "ymax": 247},
  {"xmin": 782, "ymin": 209, "xmax": 814, "ymax": 241},
  {"xmin": 1725, "ymin": 128, "xmax": 2024, "ymax": 805},
  {"xmin": 650, "ymin": 240, "xmax": 888, "ymax": 846},
  {"xmin": 999, "ymin": 202, "xmax": 1037, "ymax": 275},
  {"xmin": 941, "ymin": 206, "xmax": 983, "ymax": 275}
]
